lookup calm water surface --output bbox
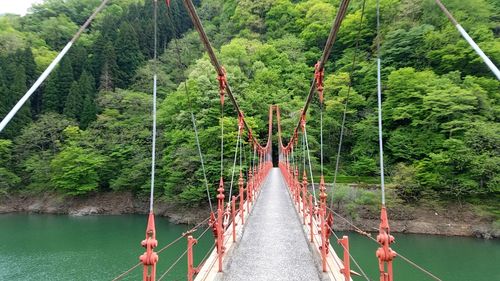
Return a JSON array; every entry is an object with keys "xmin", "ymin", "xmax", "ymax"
[{"xmin": 0, "ymin": 214, "xmax": 498, "ymax": 280}]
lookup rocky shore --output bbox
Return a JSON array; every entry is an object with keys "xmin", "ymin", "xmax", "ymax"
[
  {"xmin": 0, "ymin": 191, "xmax": 209, "ymax": 224},
  {"xmin": 0, "ymin": 191, "xmax": 497, "ymax": 239}
]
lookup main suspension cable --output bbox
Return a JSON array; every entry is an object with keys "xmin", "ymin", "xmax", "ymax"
[
  {"xmin": 433, "ymin": 0, "xmax": 499, "ymax": 80},
  {"xmin": 0, "ymin": 0, "xmax": 111, "ymax": 133},
  {"xmin": 282, "ymin": 0, "xmax": 352, "ymax": 147},
  {"xmin": 181, "ymin": 0, "xmax": 270, "ymax": 150}
]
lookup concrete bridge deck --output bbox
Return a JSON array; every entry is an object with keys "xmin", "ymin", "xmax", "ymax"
[{"xmin": 221, "ymin": 168, "xmax": 322, "ymax": 281}]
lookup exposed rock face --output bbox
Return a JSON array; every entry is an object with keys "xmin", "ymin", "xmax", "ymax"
[
  {"xmin": 0, "ymin": 191, "xmax": 209, "ymax": 224},
  {"xmin": 0, "ymin": 192, "xmax": 497, "ymax": 238},
  {"xmin": 69, "ymin": 206, "xmax": 102, "ymax": 216},
  {"xmin": 331, "ymin": 204, "xmax": 498, "ymax": 239}
]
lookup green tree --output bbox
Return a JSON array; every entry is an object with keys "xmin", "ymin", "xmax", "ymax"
[
  {"xmin": 42, "ymin": 75, "xmax": 59, "ymax": 113},
  {"xmin": 17, "ymin": 47, "xmax": 42, "ymax": 116},
  {"xmin": 64, "ymin": 81, "xmax": 82, "ymax": 120},
  {"xmin": 382, "ymin": 25, "xmax": 434, "ymax": 69},
  {"xmin": 51, "ymin": 142, "xmax": 106, "ymax": 195},
  {"xmin": 99, "ymin": 41, "xmax": 119, "ymax": 91},
  {"xmin": 43, "ymin": 56, "xmax": 74, "ymax": 113},
  {"xmin": 39, "ymin": 14, "xmax": 78, "ymax": 50},
  {"xmin": 0, "ymin": 139, "xmax": 20, "ymax": 191},
  {"xmin": 69, "ymin": 44, "xmax": 89, "ymax": 79},
  {"xmin": 2, "ymin": 64, "xmax": 31, "ymax": 138},
  {"xmin": 80, "ymin": 71, "xmax": 97, "ymax": 128},
  {"xmin": 115, "ymin": 21, "xmax": 144, "ymax": 88}
]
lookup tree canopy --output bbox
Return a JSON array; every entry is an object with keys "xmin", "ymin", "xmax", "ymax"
[{"xmin": 0, "ymin": 0, "xmax": 498, "ymax": 209}]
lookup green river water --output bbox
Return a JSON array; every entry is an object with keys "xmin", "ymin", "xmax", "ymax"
[{"xmin": 0, "ymin": 214, "xmax": 498, "ymax": 281}]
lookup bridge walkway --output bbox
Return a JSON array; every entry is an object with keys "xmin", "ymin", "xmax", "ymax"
[{"xmin": 221, "ymin": 168, "xmax": 323, "ymax": 281}]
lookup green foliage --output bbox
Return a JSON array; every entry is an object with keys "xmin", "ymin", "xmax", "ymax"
[
  {"xmin": 382, "ymin": 25, "xmax": 434, "ymax": 69},
  {"xmin": 51, "ymin": 139, "xmax": 106, "ymax": 195},
  {"xmin": 43, "ymin": 56, "xmax": 74, "ymax": 113},
  {"xmin": 64, "ymin": 81, "xmax": 82, "ymax": 120},
  {"xmin": 392, "ymin": 163, "xmax": 422, "ymax": 202},
  {"xmin": 0, "ymin": 139, "xmax": 20, "ymax": 190},
  {"xmin": 0, "ymin": 0, "xmax": 498, "ymax": 208},
  {"xmin": 178, "ymin": 185, "xmax": 207, "ymax": 206},
  {"xmin": 115, "ymin": 21, "xmax": 144, "ymax": 88},
  {"xmin": 39, "ymin": 14, "xmax": 78, "ymax": 49},
  {"xmin": 79, "ymin": 71, "xmax": 97, "ymax": 128}
]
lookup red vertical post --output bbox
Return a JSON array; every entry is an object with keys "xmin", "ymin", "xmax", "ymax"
[
  {"xmin": 309, "ymin": 194, "xmax": 314, "ymax": 243},
  {"xmin": 338, "ymin": 236, "xmax": 351, "ymax": 281},
  {"xmin": 187, "ymin": 235, "xmax": 198, "ymax": 281},
  {"xmin": 247, "ymin": 170, "xmax": 252, "ymax": 213},
  {"xmin": 319, "ymin": 176, "xmax": 328, "ymax": 272},
  {"xmin": 253, "ymin": 166, "xmax": 257, "ymax": 195},
  {"xmin": 216, "ymin": 178, "xmax": 225, "ymax": 272},
  {"xmin": 238, "ymin": 172, "xmax": 245, "ymax": 225},
  {"xmin": 302, "ymin": 171, "xmax": 308, "ymax": 224},
  {"xmin": 139, "ymin": 212, "xmax": 158, "ymax": 281},
  {"xmin": 294, "ymin": 167, "xmax": 299, "ymax": 206},
  {"xmin": 376, "ymin": 206, "xmax": 396, "ymax": 281},
  {"xmin": 231, "ymin": 196, "xmax": 236, "ymax": 242}
]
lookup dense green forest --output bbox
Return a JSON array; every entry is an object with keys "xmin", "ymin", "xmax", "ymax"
[{"xmin": 0, "ymin": 0, "xmax": 498, "ymax": 209}]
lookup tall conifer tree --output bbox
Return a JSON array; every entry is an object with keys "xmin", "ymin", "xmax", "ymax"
[{"xmin": 115, "ymin": 21, "xmax": 143, "ymax": 88}]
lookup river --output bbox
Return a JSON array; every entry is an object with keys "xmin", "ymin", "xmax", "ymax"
[{"xmin": 0, "ymin": 214, "xmax": 498, "ymax": 280}]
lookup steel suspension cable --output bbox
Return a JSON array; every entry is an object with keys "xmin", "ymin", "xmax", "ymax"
[
  {"xmin": 191, "ymin": 110, "xmax": 213, "ymax": 212},
  {"xmin": 157, "ymin": 224, "xmax": 212, "ymax": 281},
  {"xmin": 111, "ymin": 216, "xmax": 210, "ymax": 281},
  {"xmin": 182, "ymin": 0, "xmax": 271, "ymax": 151},
  {"xmin": 325, "ymin": 205, "xmax": 442, "ymax": 280},
  {"xmin": 433, "ymin": 0, "xmax": 499, "ymax": 80},
  {"xmin": 302, "ymin": 132, "xmax": 307, "ymax": 179},
  {"xmin": 329, "ymin": 227, "xmax": 371, "ymax": 281},
  {"xmin": 397, "ymin": 252, "xmax": 443, "ymax": 281},
  {"xmin": 197, "ymin": 242, "xmax": 216, "ymax": 271},
  {"xmin": 149, "ymin": 0, "xmax": 159, "ymax": 213},
  {"xmin": 320, "ymin": 104, "xmax": 324, "ymax": 176},
  {"xmin": 220, "ymin": 106, "xmax": 225, "ymax": 178},
  {"xmin": 330, "ymin": 0, "xmax": 367, "ymax": 209},
  {"xmin": 303, "ymin": 126, "xmax": 317, "ymax": 204},
  {"xmin": 227, "ymin": 128, "xmax": 241, "ymax": 204},
  {"xmin": 240, "ymin": 133, "xmax": 243, "ymax": 171},
  {"xmin": 0, "ymin": 0, "xmax": 110, "ymax": 133},
  {"xmin": 376, "ymin": 0, "xmax": 386, "ymax": 205},
  {"xmin": 281, "ymin": 0, "xmax": 351, "ymax": 148},
  {"xmin": 165, "ymin": 7, "xmax": 213, "ymax": 211},
  {"xmin": 138, "ymin": 4, "xmax": 161, "ymax": 280}
]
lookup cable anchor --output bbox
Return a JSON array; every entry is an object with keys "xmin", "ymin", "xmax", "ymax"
[
  {"xmin": 314, "ymin": 62, "xmax": 325, "ymax": 104},
  {"xmin": 300, "ymin": 112, "xmax": 306, "ymax": 133},
  {"xmin": 217, "ymin": 67, "xmax": 227, "ymax": 105},
  {"xmin": 139, "ymin": 212, "xmax": 159, "ymax": 281},
  {"xmin": 376, "ymin": 206, "xmax": 397, "ymax": 281}
]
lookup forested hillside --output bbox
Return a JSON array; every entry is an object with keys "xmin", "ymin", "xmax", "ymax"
[{"xmin": 0, "ymin": 0, "xmax": 498, "ymax": 211}]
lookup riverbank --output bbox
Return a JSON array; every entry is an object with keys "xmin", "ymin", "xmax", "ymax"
[
  {"xmin": 0, "ymin": 191, "xmax": 497, "ymax": 239},
  {"xmin": 332, "ymin": 203, "xmax": 499, "ymax": 239},
  {"xmin": 0, "ymin": 191, "xmax": 209, "ymax": 225}
]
